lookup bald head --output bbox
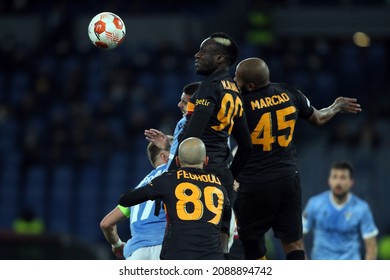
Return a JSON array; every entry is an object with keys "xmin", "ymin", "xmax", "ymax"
[
  {"xmin": 178, "ymin": 137, "xmax": 207, "ymax": 168},
  {"xmin": 235, "ymin": 57, "xmax": 270, "ymax": 92}
]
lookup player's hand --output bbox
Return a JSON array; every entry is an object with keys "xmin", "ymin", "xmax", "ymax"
[
  {"xmin": 233, "ymin": 180, "xmax": 240, "ymax": 192},
  {"xmin": 112, "ymin": 242, "xmax": 125, "ymax": 259},
  {"xmin": 334, "ymin": 97, "xmax": 362, "ymax": 114},
  {"xmin": 144, "ymin": 129, "xmax": 169, "ymax": 149}
]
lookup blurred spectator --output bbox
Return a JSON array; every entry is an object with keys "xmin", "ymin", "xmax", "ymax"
[{"xmin": 349, "ymin": 120, "xmax": 381, "ymax": 150}]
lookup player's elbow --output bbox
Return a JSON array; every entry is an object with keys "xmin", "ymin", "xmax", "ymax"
[
  {"xmin": 308, "ymin": 113, "xmax": 325, "ymax": 127},
  {"xmin": 100, "ymin": 218, "xmax": 111, "ymax": 231}
]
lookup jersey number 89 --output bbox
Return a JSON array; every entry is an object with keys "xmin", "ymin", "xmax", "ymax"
[{"xmin": 175, "ymin": 182, "xmax": 224, "ymax": 225}]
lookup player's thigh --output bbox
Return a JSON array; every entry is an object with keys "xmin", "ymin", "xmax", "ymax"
[
  {"xmin": 234, "ymin": 182, "xmax": 280, "ymax": 239},
  {"xmin": 126, "ymin": 245, "xmax": 162, "ymax": 260},
  {"xmin": 273, "ymin": 174, "xmax": 303, "ymax": 242}
]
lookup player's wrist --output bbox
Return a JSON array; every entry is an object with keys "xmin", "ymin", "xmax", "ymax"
[{"xmin": 111, "ymin": 238, "xmax": 123, "ymax": 248}]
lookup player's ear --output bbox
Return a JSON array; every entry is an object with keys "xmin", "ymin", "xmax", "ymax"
[
  {"xmin": 246, "ymin": 82, "xmax": 257, "ymax": 92},
  {"xmin": 216, "ymin": 54, "xmax": 225, "ymax": 64},
  {"xmin": 203, "ymin": 156, "xmax": 209, "ymax": 167},
  {"xmin": 175, "ymin": 156, "xmax": 181, "ymax": 167},
  {"xmin": 160, "ymin": 151, "xmax": 169, "ymax": 163}
]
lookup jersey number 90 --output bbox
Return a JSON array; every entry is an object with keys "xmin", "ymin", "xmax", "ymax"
[{"xmin": 211, "ymin": 93, "xmax": 244, "ymax": 134}]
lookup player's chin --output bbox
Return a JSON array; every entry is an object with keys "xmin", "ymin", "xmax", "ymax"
[{"xmin": 333, "ymin": 190, "xmax": 347, "ymax": 199}]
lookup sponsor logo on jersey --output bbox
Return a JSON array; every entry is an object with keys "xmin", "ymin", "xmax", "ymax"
[{"xmin": 195, "ymin": 98, "xmax": 210, "ymax": 107}]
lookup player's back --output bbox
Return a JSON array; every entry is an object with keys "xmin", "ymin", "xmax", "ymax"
[
  {"xmin": 185, "ymin": 71, "xmax": 244, "ymax": 169},
  {"xmin": 238, "ymin": 82, "xmax": 313, "ymax": 183},
  {"xmin": 148, "ymin": 167, "xmax": 231, "ymax": 260}
]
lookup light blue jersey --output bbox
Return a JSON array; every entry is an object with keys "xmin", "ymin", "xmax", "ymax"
[
  {"xmin": 167, "ymin": 116, "xmax": 186, "ymax": 168},
  {"xmin": 122, "ymin": 164, "xmax": 167, "ymax": 259},
  {"xmin": 303, "ymin": 190, "xmax": 378, "ymax": 260}
]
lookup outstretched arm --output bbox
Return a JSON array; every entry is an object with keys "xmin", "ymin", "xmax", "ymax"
[
  {"xmin": 119, "ymin": 187, "xmax": 151, "ymax": 207},
  {"xmin": 308, "ymin": 97, "xmax": 361, "ymax": 126}
]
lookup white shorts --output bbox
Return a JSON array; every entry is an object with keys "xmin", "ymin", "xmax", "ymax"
[{"xmin": 126, "ymin": 245, "xmax": 162, "ymax": 260}]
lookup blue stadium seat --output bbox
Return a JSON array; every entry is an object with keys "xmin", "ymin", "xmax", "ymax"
[
  {"xmin": 0, "ymin": 73, "xmax": 4, "ymax": 98},
  {"xmin": 24, "ymin": 166, "xmax": 47, "ymax": 218},
  {"xmin": 0, "ymin": 119, "xmax": 18, "ymax": 152},
  {"xmin": 161, "ymin": 73, "xmax": 182, "ymax": 107},
  {"xmin": 47, "ymin": 166, "xmax": 74, "ymax": 234},
  {"xmin": 9, "ymin": 72, "xmax": 30, "ymax": 105},
  {"xmin": 311, "ymin": 71, "xmax": 337, "ymax": 106},
  {"xmin": 74, "ymin": 164, "xmax": 103, "ymax": 241},
  {"xmin": 288, "ymin": 71, "xmax": 310, "ymax": 93},
  {"xmin": 0, "ymin": 163, "xmax": 19, "ymax": 228}
]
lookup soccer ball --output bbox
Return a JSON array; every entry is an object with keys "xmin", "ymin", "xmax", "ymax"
[{"xmin": 88, "ymin": 12, "xmax": 126, "ymax": 49}]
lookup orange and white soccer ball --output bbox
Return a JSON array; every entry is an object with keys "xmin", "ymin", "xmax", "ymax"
[{"xmin": 88, "ymin": 12, "xmax": 126, "ymax": 49}]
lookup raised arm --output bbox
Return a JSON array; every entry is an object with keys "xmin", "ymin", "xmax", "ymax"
[
  {"xmin": 308, "ymin": 97, "xmax": 361, "ymax": 126},
  {"xmin": 145, "ymin": 128, "xmax": 170, "ymax": 150}
]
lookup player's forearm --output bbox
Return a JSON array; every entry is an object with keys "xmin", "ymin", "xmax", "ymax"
[
  {"xmin": 101, "ymin": 224, "xmax": 120, "ymax": 245},
  {"xmin": 364, "ymin": 237, "xmax": 378, "ymax": 260},
  {"xmin": 119, "ymin": 187, "xmax": 150, "ymax": 207},
  {"xmin": 365, "ymin": 251, "xmax": 377, "ymax": 260},
  {"xmin": 310, "ymin": 105, "xmax": 338, "ymax": 126},
  {"xmin": 318, "ymin": 105, "xmax": 339, "ymax": 123}
]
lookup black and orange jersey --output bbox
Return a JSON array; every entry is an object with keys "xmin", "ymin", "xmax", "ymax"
[
  {"xmin": 237, "ymin": 83, "xmax": 314, "ymax": 184},
  {"xmin": 119, "ymin": 167, "xmax": 231, "ymax": 260},
  {"xmin": 170, "ymin": 70, "xmax": 252, "ymax": 179}
]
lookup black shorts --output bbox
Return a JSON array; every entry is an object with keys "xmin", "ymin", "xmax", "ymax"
[{"xmin": 234, "ymin": 173, "xmax": 302, "ymax": 243}]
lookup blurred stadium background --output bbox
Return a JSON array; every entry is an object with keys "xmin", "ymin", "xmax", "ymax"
[{"xmin": 0, "ymin": 0, "xmax": 389, "ymax": 259}]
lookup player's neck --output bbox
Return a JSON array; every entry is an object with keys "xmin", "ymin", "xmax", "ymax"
[{"xmin": 331, "ymin": 192, "xmax": 350, "ymax": 205}]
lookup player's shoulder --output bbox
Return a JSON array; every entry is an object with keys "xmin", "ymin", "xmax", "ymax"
[
  {"xmin": 349, "ymin": 193, "xmax": 370, "ymax": 208},
  {"xmin": 210, "ymin": 71, "xmax": 236, "ymax": 91},
  {"xmin": 308, "ymin": 191, "xmax": 329, "ymax": 204},
  {"xmin": 158, "ymin": 170, "xmax": 176, "ymax": 178}
]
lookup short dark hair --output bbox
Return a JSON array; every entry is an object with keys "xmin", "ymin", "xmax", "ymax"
[
  {"xmin": 209, "ymin": 32, "xmax": 239, "ymax": 66},
  {"xmin": 331, "ymin": 160, "xmax": 354, "ymax": 178},
  {"xmin": 183, "ymin": 82, "xmax": 201, "ymax": 95}
]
